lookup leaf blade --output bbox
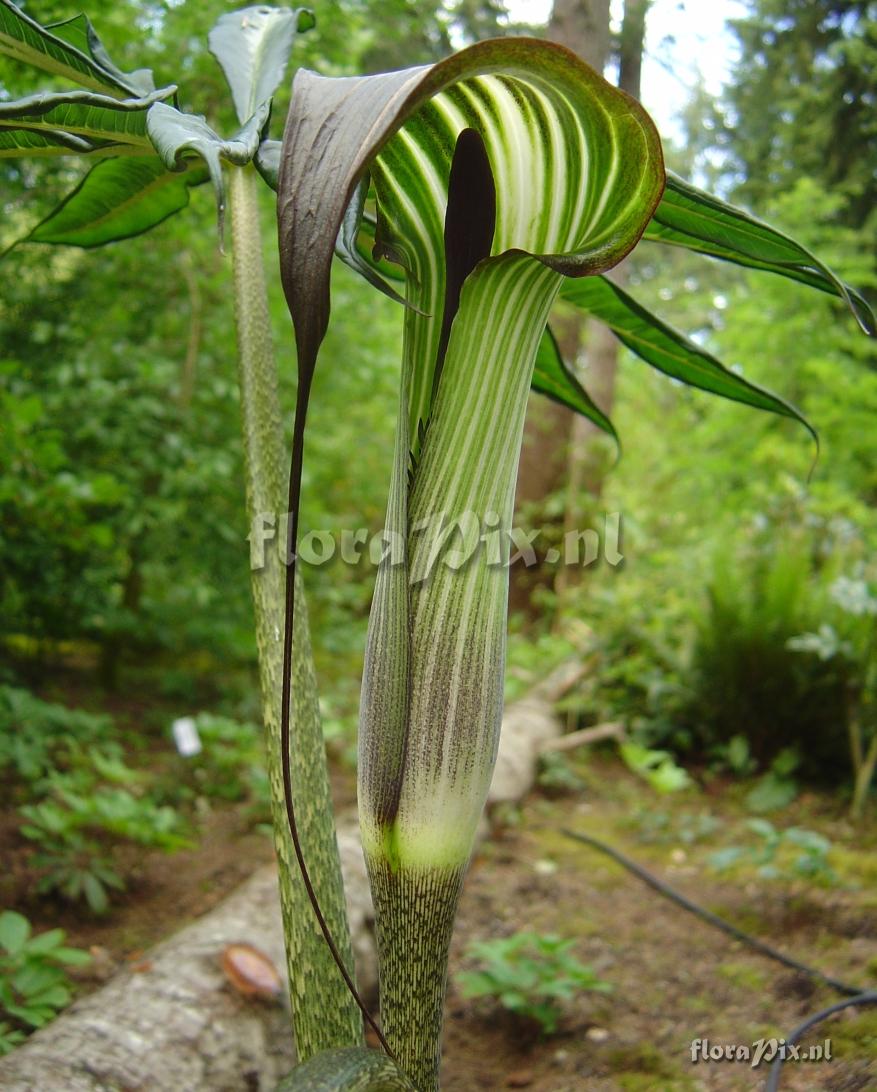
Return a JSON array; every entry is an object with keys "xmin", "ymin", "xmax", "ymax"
[
  {"xmin": 559, "ymin": 275, "xmax": 815, "ymax": 440},
  {"xmin": 645, "ymin": 172, "xmax": 875, "ymax": 336},
  {"xmin": 0, "ymin": 0, "xmax": 150, "ymax": 96},
  {"xmin": 27, "ymin": 156, "xmax": 208, "ymax": 248},
  {"xmin": 533, "ymin": 324, "xmax": 618, "ymax": 442},
  {"xmin": 0, "ymin": 87, "xmax": 174, "ymax": 147},
  {"xmin": 147, "ymin": 101, "xmax": 268, "ymax": 233},
  {"xmin": 207, "ymin": 5, "xmax": 313, "ymax": 125}
]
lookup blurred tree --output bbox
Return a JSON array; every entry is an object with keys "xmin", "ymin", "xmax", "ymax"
[
  {"xmin": 0, "ymin": 0, "xmax": 410, "ymax": 690},
  {"xmin": 512, "ymin": 0, "xmax": 650, "ymax": 615},
  {"xmin": 727, "ymin": 0, "xmax": 877, "ymax": 259}
]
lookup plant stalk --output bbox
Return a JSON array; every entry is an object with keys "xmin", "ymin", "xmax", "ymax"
[
  {"xmin": 228, "ymin": 164, "xmax": 361, "ymax": 1058},
  {"xmin": 367, "ymin": 861, "xmax": 464, "ymax": 1090},
  {"xmin": 850, "ymin": 721, "xmax": 877, "ymax": 819}
]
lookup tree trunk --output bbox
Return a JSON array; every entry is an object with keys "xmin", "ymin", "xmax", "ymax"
[
  {"xmin": 510, "ymin": 0, "xmax": 613, "ymax": 615},
  {"xmin": 555, "ymin": 0, "xmax": 649, "ymax": 605}
]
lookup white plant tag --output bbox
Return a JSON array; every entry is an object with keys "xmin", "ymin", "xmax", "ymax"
[{"xmin": 172, "ymin": 716, "xmax": 202, "ymax": 757}]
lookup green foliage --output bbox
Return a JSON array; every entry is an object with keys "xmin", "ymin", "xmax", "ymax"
[
  {"xmin": 180, "ymin": 712, "xmax": 271, "ymax": 816},
  {"xmin": 709, "ymin": 735, "xmax": 757, "ymax": 778},
  {"xmin": 570, "ymin": 167, "xmax": 877, "ymax": 796},
  {"xmin": 788, "ymin": 572, "xmax": 877, "ymax": 814},
  {"xmin": 0, "ymin": 685, "xmax": 112, "ymax": 783},
  {"xmin": 558, "ymin": 572, "xmax": 697, "ymax": 756},
  {"xmin": 27, "ymin": 157, "xmax": 209, "ymax": 247},
  {"xmin": 536, "ymin": 751, "xmax": 587, "ymax": 796},
  {"xmin": 458, "ymin": 932, "xmax": 612, "ymax": 1035},
  {"xmin": 689, "ymin": 537, "xmax": 848, "ymax": 777},
  {"xmin": 744, "ymin": 748, "xmax": 800, "ymax": 813},
  {"xmin": 619, "ymin": 741, "xmax": 692, "ymax": 794},
  {"xmin": 0, "ymin": 910, "xmax": 89, "ymax": 1048},
  {"xmin": 710, "ymin": 818, "xmax": 838, "ymax": 887},
  {"xmin": 628, "ymin": 807, "xmax": 720, "ymax": 847},
  {"xmin": 727, "ymin": 0, "xmax": 877, "ymax": 252},
  {"xmin": 20, "ymin": 777, "xmax": 186, "ymax": 913},
  {"xmin": 0, "ymin": 685, "xmax": 188, "ymax": 912}
]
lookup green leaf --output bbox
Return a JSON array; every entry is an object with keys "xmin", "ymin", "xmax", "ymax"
[
  {"xmin": 82, "ymin": 872, "xmax": 108, "ymax": 914},
  {"xmin": 559, "ymin": 275, "xmax": 815, "ymax": 441},
  {"xmin": 27, "ymin": 983, "xmax": 70, "ymax": 1010},
  {"xmin": 0, "ymin": 910, "xmax": 30, "ymax": 955},
  {"xmin": 0, "ymin": 0, "xmax": 150, "ymax": 96},
  {"xmin": 207, "ymin": 5, "xmax": 313, "ymax": 125},
  {"xmin": 12, "ymin": 963, "xmax": 58, "ymax": 997},
  {"xmin": 147, "ymin": 100, "xmax": 267, "ymax": 233},
  {"xmin": 6, "ymin": 1000, "xmax": 54, "ymax": 1028},
  {"xmin": 21, "ymin": 928, "xmax": 65, "ymax": 955},
  {"xmin": 645, "ymin": 172, "xmax": 876, "ymax": 337},
  {"xmin": 25, "ymin": 156, "xmax": 208, "ymax": 248},
  {"xmin": 0, "ymin": 126, "xmax": 97, "ymax": 157},
  {"xmin": 534, "ymin": 324, "xmax": 617, "ymax": 441},
  {"xmin": 53, "ymin": 946, "xmax": 91, "ymax": 966},
  {"xmin": 275, "ymin": 1046, "xmax": 416, "ymax": 1091},
  {"xmin": 0, "ymin": 1022, "xmax": 26, "ymax": 1053},
  {"xmin": 0, "ymin": 87, "xmax": 174, "ymax": 148},
  {"xmin": 44, "ymin": 12, "xmax": 156, "ymax": 95}
]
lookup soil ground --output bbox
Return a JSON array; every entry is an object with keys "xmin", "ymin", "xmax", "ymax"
[
  {"xmin": 439, "ymin": 756, "xmax": 877, "ymax": 1091},
  {"xmin": 3, "ymin": 709, "xmax": 876, "ymax": 1090}
]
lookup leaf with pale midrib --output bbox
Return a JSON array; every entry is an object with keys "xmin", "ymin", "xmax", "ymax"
[{"xmin": 26, "ymin": 157, "xmax": 209, "ymax": 248}]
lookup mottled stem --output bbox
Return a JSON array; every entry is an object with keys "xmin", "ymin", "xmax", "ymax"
[
  {"xmin": 367, "ymin": 860, "xmax": 465, "ymax": 1091},
  {"xmin": 228, "ymin": 164, "xmax": 361, "ymax": 1057}
]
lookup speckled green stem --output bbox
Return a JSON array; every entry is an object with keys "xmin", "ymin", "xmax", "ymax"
[
  {"xmin": 366, "ymin": 859, "xmax": 466, "ymax": 1091},
  {"xmin": 228, "ymin": 164, "xmax": 361, "ymax": 1058}
]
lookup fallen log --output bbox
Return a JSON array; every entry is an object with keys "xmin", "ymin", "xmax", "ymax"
[
  {"xmin": 487, "ymin": 658, "xmax": 587, "ymax": 805},
  {"xmin": 539, "ymin": 720, "xmax": 625, "ymax": 753},
  {"xmin": 0, "ymin": 824, "xmax": 373, "ymax": 1092}
]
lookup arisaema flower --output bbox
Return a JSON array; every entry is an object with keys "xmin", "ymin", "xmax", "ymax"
[{"xmin": 278, "ymin": 38, "xmax": 663, "ymax": 1088}]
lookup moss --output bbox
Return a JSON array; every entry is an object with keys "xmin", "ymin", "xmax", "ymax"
[
  {"xmin": 717, "ymin": 961, "xmax": 768, "ymax": 991},
  {"xmin": 618, "ymin": 1075, "xmax": 693, "ymax": 1092},
  {"xmin": 607, "ymin": 1041, "xmax": 691, "ymax": 1085},
  {"xmin": 832, "ymin": 845, "xmax": 877, "ymax": 888},
  {"xmin": 744, "ymin": 1023, "xmax": 785, "ymax": 1044},
  {"xmin": 824, "ymin": 1009, "xmax": 877, "ymax": 1059}
]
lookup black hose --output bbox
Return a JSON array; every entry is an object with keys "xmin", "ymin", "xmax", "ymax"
[
  {"xmin": 561, "ymin": 828, "xmax": 863, "ymax": 997},
  {"xmin": 562, "ymin": 827, "xmax": 877, "ymax": 1088},
  {"xmin": 765, "ymin": 992, "xmax": 877, "ymax": 1092}
]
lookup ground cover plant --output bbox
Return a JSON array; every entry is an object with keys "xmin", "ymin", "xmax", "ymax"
[
  {"xmin": 0, "ymin": 910, "xmax": 89, "ymax": 1054},
  {"xmin": 1, "ymin": 0, "xmax": 875, "ymax": 1088},
  {"xmin": 458, "ymin": 932, "xmax": 612, "ymax": 1036}
]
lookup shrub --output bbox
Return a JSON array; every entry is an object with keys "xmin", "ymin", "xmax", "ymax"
[
  {"xmin": 0, "ymin": 686, "xmax": 113, "ymax": 786},
  {"xmin": 689, "ymin": 543, "xmax": 847, "ymax": 779}
]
